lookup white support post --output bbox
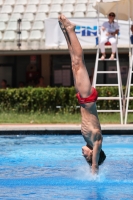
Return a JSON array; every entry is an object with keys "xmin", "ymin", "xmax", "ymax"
[
  {"xmin": 115, "ymin": 45, "xmax": 123, "ymax": 124},
  {"xmin": 124, "ymin": 4, "xmax": 133, "ymax": 124},
  {"xmin": 124, "ymin": 45, "xmax": 133, "ymax": 124},
  {"xmin": 92, "ymin": 47, "xmax": 99, "ymax": 88}
]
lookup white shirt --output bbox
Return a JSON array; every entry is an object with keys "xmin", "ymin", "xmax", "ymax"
[{"xmin": 102, "ymin": 21, "xmax": 119, "ymax": 33}]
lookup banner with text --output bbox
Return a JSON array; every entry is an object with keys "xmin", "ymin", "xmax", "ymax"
[{"xmin": 45, "ymin": 18, "xmax": 131, "ymax": 48}]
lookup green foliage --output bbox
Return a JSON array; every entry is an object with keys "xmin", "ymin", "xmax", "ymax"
[
  {"xmin": 96, "ymin": 86, "xmax": 120, "ymax": 110},
  {"xmin": 0, "ymin": 86, "xmax": 129, "ymax": 113}
]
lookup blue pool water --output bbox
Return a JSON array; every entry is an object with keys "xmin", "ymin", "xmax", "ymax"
[{"xmin": 0, "ymin": 135, "xmax": 133, "ymax": 200}]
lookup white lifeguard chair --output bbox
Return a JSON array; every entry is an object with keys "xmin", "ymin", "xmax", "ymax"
[{"xmin": 92, "ymin": 3, "xmax": 123, "ymax": 124}]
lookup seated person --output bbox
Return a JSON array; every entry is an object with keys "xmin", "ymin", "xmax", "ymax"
[
  {"xmin": 99, "ymin": 12, "xmax": 119, "ymax": 60},
  {"xmin": 18, "ymin": 81, "xmax": 25, "ymax": 88},
  {"xmin": 1, "ymin": 79, "xmax": 7, "ymax": 89},
  {"xmin": 130, "ymin": 25, "xmax": 133, "ymax": 44},
  {"xmin": 36, "ymin": 76, "xmax": 46, "ymax": 88}
]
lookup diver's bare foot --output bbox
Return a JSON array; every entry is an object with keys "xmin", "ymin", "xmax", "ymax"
[{"xmin": 58, "ymin": 14, "xmax": 75, "ymax": 32}]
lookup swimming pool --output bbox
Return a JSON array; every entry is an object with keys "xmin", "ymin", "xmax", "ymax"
[{"xmin": 0, "ymin": 135, "xmax": 133, "ymax": 200}]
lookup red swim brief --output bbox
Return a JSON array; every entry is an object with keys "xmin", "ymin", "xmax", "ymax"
[{"xmin": 76, "ymin": 87, "xmax": 98, "ymax": 104}]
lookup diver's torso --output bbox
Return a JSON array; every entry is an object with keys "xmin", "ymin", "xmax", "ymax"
[{"xmin": 80, "ymin": 102, "xmax": 102, "ymax": 147}]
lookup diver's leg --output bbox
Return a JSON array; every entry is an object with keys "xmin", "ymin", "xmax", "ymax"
[
  {"xmin": 59, "ymin": 14, "xmax": 91, "ymax": 98},
  {"xmin": 59, "ymin": 20, "xmax": 78, "ymax": 91}
]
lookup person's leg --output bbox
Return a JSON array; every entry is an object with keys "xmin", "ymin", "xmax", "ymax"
[
  {"xmin": 59, "ymin": 14, "xmax": 91, "ymax": 98},
  {"xmin": 99, "ymin": 37, "xmax": 108, "ymax": 60},
  {"xmin": 59, "ymin": 20, "xmax": 78, "ymax": 91},
  {"xmin": 109, "ymin": 37, "xmax": 117, "ymax": 60}
]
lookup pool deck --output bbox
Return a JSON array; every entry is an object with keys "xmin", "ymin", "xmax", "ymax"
[{"xmin": 0, "ymin": 124, "xmax": 133, "ymax": 135}]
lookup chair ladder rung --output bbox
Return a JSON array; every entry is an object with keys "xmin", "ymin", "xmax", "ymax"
[
  {"xmin": 97, "ymin": 110, "xmax": 120, "ymax": 112},
  {"xmin": 96, "ymin": 84, "xmax": 119, "ymax": 86},
  {"xmin": 97, "ymin": 71, "xmax": 117, "ymax": 73},
  {"xmin": 98, "ymin": 97, "xmax": 120, "ymax": 100},
  {"xmin": 98, "ymin": 59, "xmax": 117, "ymax": 61}
]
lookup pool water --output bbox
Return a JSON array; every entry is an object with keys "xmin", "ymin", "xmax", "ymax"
[{"xmin": 0, "ymin": 135, "xmax": 133, "ymax": 200}]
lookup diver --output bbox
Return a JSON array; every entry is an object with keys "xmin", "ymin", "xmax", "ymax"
[{"xmin": 58, "ymin": 14, "xmax": 106, "ymax": 174}]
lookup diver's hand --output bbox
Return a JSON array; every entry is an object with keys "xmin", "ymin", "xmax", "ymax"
[{"xmin": 91, "ymin": 164, "xmax": 99, "ymax": 174}]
